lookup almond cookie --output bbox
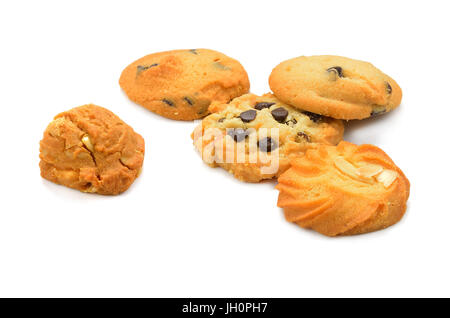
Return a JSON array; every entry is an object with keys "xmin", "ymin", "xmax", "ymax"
[
  {"xmin": 39, "ymin": 104, "xmax": 145, "ymax": 195},
  {"xmin": 192, "ymin": 93, "xmax": 344, "ymax": 182},
  {"xmin": 269, "ymin": 55, "xmax": 402, "ymax": 120},
  {"xmin": 119, "ymin": 49, "xmax": 250, "ymax": 121},
  {"xmin": 276, "ymin": 141, "xmax": 410, "ymax": 236}
]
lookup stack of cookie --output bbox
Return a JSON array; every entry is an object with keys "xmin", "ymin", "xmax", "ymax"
[
  {"xmin": 190, "ymin": 53, "xmax": 409, "ymax": 236},
  {"xmin": 38, "ymin": 49, "xmax": 410, "ymax": 237},
  {"xmin": 270, "ymin": 56, "xmax": 409, "ymax": 236}
]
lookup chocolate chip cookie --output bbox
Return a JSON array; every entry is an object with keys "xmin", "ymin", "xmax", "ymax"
[
  {"xmin": 269, "ymin": 55, "xmax": 402, "ymax": 120},
  {"xmin": 39, "ymin": 104, "xmax": 145, "ymax": 195},
  {"xmin": 192, "ymin": 93, "xmax": 344, "ymax": 182},
  {"xmin": 119, "ymin": 49, "xmax": 250, "ymax": 121}
]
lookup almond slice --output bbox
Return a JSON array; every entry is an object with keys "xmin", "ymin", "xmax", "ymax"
[
  {"xmin": 334, "ymin": 157, "xmax": 375, "ymax": 184},
  {"xmin": 376, "ymin": 169, "xmax": 398, "ymax": 188},
  {"xmin": 358, "ymin": 164, "xmax": 383, "ymax": 178},
  {"xmin": 334, "ymin": 157, "xmax": 360, "ymax": 179}
]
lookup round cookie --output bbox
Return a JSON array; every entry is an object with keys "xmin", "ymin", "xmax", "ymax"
[
  {"xmin": 119, "ymin": 49, "xmax": 250, "ymax": 121},
  {"xmin": 269, "ymin": 55, "xmax": 402, "ymax": 120},
  {"xmin": 276, "ymin": 141, "xmax": 410, "ymax": 236},
  {"xmin": 39, "ymin": 104, "xmax": 145, "ymax": 195},
  {"xmin": 192, "ymin": 93, "xmax": 344, "ymax": 182}
]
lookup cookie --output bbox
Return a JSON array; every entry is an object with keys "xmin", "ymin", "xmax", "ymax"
[
  {"xmin": 269, "ymin": 55, "xmax": 402, "ymax": 120},
  {"xmin": 39, "ymin": 104, "xmax": 145, "ymax": 195},
  {"xmin": 276, "ymin": 141, "xmax": 410, "ymax": 236},
  {"xmin": 192, "ymin": 93, "xmax": 344, "ymax": 182},
  {"xmin": 119, "ymin": 49, "xmax": 250, "ymax": 121}
]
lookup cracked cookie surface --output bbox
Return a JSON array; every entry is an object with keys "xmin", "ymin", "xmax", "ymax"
[
  {"xmin": 192, "ymin": 93, "xmax": 344, "ymax": 182},
  {"xmin": 119, "ymin": 49, "xmax": 250, "ymax": 121},
  {"xmin": 269, "ymin": 55, "xmax": 402, "ymax": 120},
  {"xmin": 276, "ymin": 141, "xmax": 410, "ymax": 236},
  {"xmin": 39, "ymin": 104, "xmax": 145, "ymax": 195}
]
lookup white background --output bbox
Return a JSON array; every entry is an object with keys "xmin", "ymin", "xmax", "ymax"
[{"xmin": 0, "ymin": 0, "xmax": 448, "ymax": 297}]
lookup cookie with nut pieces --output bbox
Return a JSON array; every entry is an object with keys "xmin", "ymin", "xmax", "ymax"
[
  {"xmin": 39, "ymin": 104, "xmax": 145, "ymax": 195},
  {"xmin": 192, "ymin": 93, "xmax": 344, "ymax": 182},
  {"xmin": 276, "ymin": 141, "xmax": 410, "ymax": 236},
  {"xmin": 269, "ymin": 55, "xmax": 402, "ymax": 120},
  {"xmin": 119, "ymin": 49, "xmax": 250, "ymax": 121}
]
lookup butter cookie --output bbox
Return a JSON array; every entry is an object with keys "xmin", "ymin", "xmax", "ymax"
[{"xmin": 276, "ymin": 141, "xmax": 410, "ymax": 236}]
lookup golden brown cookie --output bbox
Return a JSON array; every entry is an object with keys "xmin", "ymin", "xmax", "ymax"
[
  {"xmin": 269, "ymin": 55, "xmax": 402, "ymax": 120},
  {"xmin": 39, "ymin": 104, "xmax": 145, "ymax": 195},
  {"xmin": 119, "ymin": 49, "xmax": 250, "ymax": 121},
  {"xmin": 192, "ymin": 93, "xmax": 344, "ymax": 182},
  {"xmin": 276, "ymin": 141, "xmax": 410, "ymax": 236}
]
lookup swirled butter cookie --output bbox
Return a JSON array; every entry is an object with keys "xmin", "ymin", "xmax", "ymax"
[
  {"xmin": 119, "ymin": 49, "xmax": 250, "ymax": 121},
  {"xmin": 276, "ymin": 141, "xmax": 410, "ymax": 236},
  {"xmin": 192, "ymin": 93, "xmax": 344, "ymax": 182},
  {"xmin": 269, "ymin": 55, "xmax": 402, "ymax": 120},
  {"xmin": 39, "ymin": 104, "xmax": 145, "ymax": 195}
]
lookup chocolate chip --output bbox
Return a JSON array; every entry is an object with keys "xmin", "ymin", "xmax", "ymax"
[
  {"xmin": 197, "ymin": 103, "xmax": 209, "ymax": 115},
  {"xmin": 258, "ymin": 137, "xmax": 278, "ymax": 152},
  {"xmin": 136, "ymin": 63, "xmax": 158, "ymax": 75},
  {"xmin": 297, "ymin": 132, "xmax": 311, "ymax": 143},
  {"xmin": 184, "ymin": 97, "xmax": 194, "ymax": 106},
  {"xmin": 271, "ymin": 107, "xmax": 289, "ymax": 123},
  {"xmin": 303, "ymin": 111, "xmax": 322, "ymax": 122},
  {"xmin": 254, "ymin": 102, "xmax": 275, "ymax": 110},
  {"xmin": 213, "ymin": 61, "xmax": 231, "ymax": 70},
  {"xmin": 386, "ymin": 82, "xmax": 392, "ymax": 94},
  {"xmin": 370, "ymin": 108, "xmax": 386, "ymax": 117},
  {"xmin": 227, "ymin": 128, "xmax": 248, "ymax": 142},
  {"xmin": 162, "ymin": 99, "xmax": 175, "ymax": 107},
  {"xmin": 218, "ymin": 118, "xmax": 226, "ymax": 123},
  {"xmin": 239, "ymin": 109, "xmax": 257, "ymax": 122},
  {"xmin": 189, "ymin": 49, "xmax": 198, "ymax": 55},
  {"xmin": 327, "ymin": 66, "xmax": 343, "ymax": 78},
  {"xmin": 137, "ymin": 63, "xmax": 158, "ymax": 71},
  {"xmin": 285, "ymin": 118, "xmax": 297, "ymax": 126}
]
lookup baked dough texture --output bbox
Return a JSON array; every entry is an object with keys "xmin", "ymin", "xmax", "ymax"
[
  {"xmin": 39, "ymin": 104, "xmax": 145, "ymax": 195},
  {"xmin": 269, "ymin": 55, "xmax": 402, "ymax": 120},
  {"xmin": 192, "ymin": 93, "xmax": 344, "ymax": 182},
  {"xmin": 276, "ymin": 141, "xmax": 410, "ymax": 236},
  {"xmin": 119, "ymin": 49, "xmax": 250, "ymax": 121}
]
